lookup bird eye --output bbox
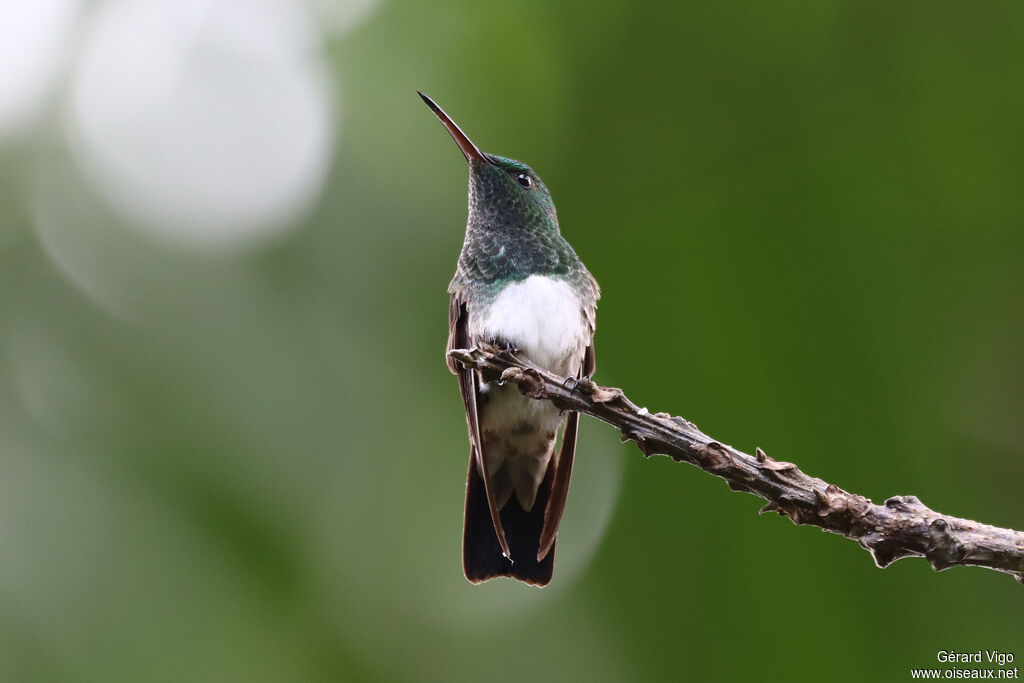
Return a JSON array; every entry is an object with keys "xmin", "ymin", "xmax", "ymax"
[{"xmin": 514, "ymin": 172, "xmax": 533, "ymax": 189}]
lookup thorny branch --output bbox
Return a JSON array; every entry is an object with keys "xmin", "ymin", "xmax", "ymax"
[{"xmin": 448, "ymin": 345, "xmax": 1024, "ymax": 585}]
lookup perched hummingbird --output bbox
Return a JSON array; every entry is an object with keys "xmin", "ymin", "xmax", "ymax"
[{"xmin": 420, "ymin": 92, "xmax": 599, "ymax": 586}]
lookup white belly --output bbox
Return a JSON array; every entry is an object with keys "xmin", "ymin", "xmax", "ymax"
[{"xmin": 472, "ymin": 274, "xmax": 587, "ymax": 375}]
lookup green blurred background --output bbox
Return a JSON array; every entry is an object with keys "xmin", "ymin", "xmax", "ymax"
[{"xmin": 1, "ymin": 1, "xmax": 1021, "ymax": 680}]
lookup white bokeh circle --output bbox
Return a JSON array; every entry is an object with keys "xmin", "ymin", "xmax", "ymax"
[
  {"xmin": 67, "ymin": 0, "xmax": 334, "ymax": 249},
  {"xmin": 0, "ymin": 0, "xmax": 82, "ymax": 137}
]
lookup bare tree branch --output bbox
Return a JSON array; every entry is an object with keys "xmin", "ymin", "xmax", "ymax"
[{"xmin": 448, "ymin": 345, "xmax": 1024, "ymax": 586}]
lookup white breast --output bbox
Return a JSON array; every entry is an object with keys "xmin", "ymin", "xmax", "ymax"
[{"xmin": 473, "ymin": 274, "xmax": 587, "ymax": 375}]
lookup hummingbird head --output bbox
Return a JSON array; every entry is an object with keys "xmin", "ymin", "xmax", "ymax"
[{"xmin": 419, "ymin": 92, "xmax": 560, "ymax": 235}]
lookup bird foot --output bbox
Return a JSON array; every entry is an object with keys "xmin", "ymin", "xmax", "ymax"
[
  {"xmin": 477, "ymin": 340, "xmax": 520, "ymax": 358},
  {"xmin": 561, "ymin": 375, "xmax": 594, "ymax": 396}
]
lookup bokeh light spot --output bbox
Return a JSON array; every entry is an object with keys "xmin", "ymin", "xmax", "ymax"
[
  {"xmin": 0, "ymin": 0, "xmax": 81, "ymax": 138},
  {"xmin": 67, "ymin": 0, "xmax": 334, "ymax": 250}
]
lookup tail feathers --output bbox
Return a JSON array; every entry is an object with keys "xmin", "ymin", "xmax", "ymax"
[{"xmin": 463, "ymin": 461, "xmax": 555, "ymax": 587}]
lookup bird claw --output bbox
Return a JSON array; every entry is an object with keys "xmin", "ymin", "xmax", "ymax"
[
  {"xmin": 478, "ymin": 340, "xmax": 520, "ymax": 358},
  {"xmin": 561, "ymin": 374, "xmax": 593, "ymax": 396}
]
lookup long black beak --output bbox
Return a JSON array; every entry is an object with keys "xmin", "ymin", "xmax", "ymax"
[{"xmin": 418, "ymin": 91, "xmax": 491, "ymax": 164}]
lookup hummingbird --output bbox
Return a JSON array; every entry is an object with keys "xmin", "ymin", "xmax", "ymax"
[{"xmin": 420, "ymin": 92, "xmax": 599, "ymax": 586}]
